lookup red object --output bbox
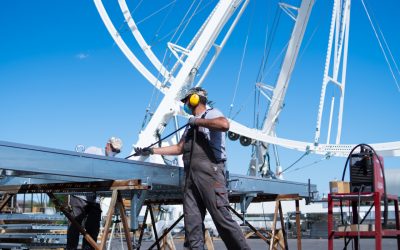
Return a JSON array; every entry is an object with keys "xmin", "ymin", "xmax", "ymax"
[
  {"xmin": 372, "ymin": 155, "xmax": 385, "ymax": 195},
  {"xmin": 350, "ymin": 152, "xmax": 385, "ymax": 194},
  {"xmin": 328, "ymin": 192, "xmax": 400, "ymax": 250}
]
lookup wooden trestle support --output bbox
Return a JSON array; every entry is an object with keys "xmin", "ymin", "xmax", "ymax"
[
  {"xmin": 0, "ymin": 179, "xmax": 149, "ymax": 250},
  {"xmin": 0, "ymin": 181, "xmax": 304, "ymax": 250}
]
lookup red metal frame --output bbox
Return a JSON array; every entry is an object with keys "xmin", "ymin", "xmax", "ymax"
[{"xmin": 328, "ymin": 192, "xmax": 400, "ymax": 250}]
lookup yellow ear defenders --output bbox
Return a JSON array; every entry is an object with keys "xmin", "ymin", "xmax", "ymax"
[{"xmin": 189, "ymin": 93, "xmax": 200, "ymax": 107}]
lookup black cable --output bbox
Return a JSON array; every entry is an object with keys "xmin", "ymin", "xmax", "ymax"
[
  {"xmin": 156, "ymin": 130, "xmax": 174, "ymax": 166},
  {"xmin": 280, "ymin": 149, "xmax": 310, "ymax": 174},
  {"xmin": 256, "ymin": 3, "xmax": 282, "ymax": 83},
  {"xmin": 125, "ymin": 123, "xmax": 188, "ymax": 159},
  {"xmin": 285, "ymin": 154, "xmax": 329, "ymax": 174}
]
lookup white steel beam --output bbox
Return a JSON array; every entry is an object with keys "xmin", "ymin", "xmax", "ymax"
[
  {"xmin": 336, "ymin": 1, "xmax": 351, "ymax": 144},
  {"xmin": 118, "ymin": 0, "xmax": 175, "ymax": 85},
  {"xmin": 253, "ymin": 0, "xmax": 315, "ymax": 177},
  {"xmin": 314, "ymin": 0, "xmax": 351, "ymax": 145},
  {"xmin": 94, "ymin": 0, "xmax": 166, "ymax": 93},
  {"xmin": 197, "ymin": 0, "xmax": 249, "ymax": 86},
  {"xmin": 261, "ymin": 0, "xmax": 314, "ymax": 137},
  {"xmin": 131, "ymin": 0, "xmax": 244, "ymax": 163},
  {"xmin": 229, "ymin": 120, "xmax": 400, "ymax": 157}
]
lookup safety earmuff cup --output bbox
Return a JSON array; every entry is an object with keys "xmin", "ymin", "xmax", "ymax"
[{"xmin": 189, "ymin": 94, "xmax": 200, "ymax": 107}]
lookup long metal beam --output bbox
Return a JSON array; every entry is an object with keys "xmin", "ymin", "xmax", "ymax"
[
  {"xmin": 0, "ymin": 140, "xmax": 181, "ymax": 187},
  {"xmin": 0, "ymin": 140, "xmax": 316, "ymax": 200},
  {"xmin": 0, "ymin": 179, "xmax": 147, "ymax": 194}
]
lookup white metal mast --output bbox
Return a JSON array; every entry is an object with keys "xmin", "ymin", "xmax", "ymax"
[
  {"xmin": 250, "ymin": 0, "xmax": 315, "ymax": 178},
  {"xmin": 131, "ymin": 0, "xmax": 245, "ymax": 163},
  {"xmin": 314, "ymin": 0, "xmax": 351, "ymax": 145}
]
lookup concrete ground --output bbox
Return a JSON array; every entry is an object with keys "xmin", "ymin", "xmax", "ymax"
[{"xmin": 110, "ymin": 238, "xmax": 399, "ymax": 249}]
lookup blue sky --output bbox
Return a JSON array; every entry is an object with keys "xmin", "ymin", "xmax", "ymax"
[{"xmin": 1, "ymin": 0, "xmax": 399, "ymax": 195}]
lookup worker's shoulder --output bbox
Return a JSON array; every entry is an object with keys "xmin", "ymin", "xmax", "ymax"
[
  {"xmin": 204, "ymin": 107, "xmax": 224, "ymax": 118},
  {"xmin": 84, "ymin": 146, "xmax": 104, "ymax": 156}
]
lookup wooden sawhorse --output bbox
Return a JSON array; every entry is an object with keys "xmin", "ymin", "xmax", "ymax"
[
  {"xmin": 0, "ymin": 179, "xmax": 150, "ymax": 250},
  {"xmin": 269, "ymin": 194, "xmax": 302, "ymax": 250}
]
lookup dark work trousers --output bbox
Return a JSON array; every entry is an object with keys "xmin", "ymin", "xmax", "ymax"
[
  {"xmin": 66, "ymin": 195, "xmax": 102, "ymax": 250},
  {"xmin": 182, "ymin": 127, "xmax": 250, "ymax": 250}
]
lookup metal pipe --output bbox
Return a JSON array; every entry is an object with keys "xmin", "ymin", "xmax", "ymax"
[
  {"xmin": 148, "ymin": 205, "xmax": 161, "ymax": 250},
  {"xmin": 148, "ymin": 214, "xmax": 184, "ymax": 250}
]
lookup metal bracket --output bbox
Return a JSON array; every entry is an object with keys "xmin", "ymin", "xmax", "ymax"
[
  {"xmin": 239, "ymin": 192, "xmax": 257, "ymax": 224},
  {"xmin": 167, "ymin": 42, "xmax": 191, "ymax": 65},
  {"xmin": 130, "ymin": 189, "xmax": 148, "ymax": 231}
]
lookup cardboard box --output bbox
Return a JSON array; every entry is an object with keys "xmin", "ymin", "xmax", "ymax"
[
  {"xmin": 337, "ymin": 224, "xmax": 374, "ymax": 232},
  {"xmin": 329, "ymin": 181, "xmax": 350, "ymax": 193}
]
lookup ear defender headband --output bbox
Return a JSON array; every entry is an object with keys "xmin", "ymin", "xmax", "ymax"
[{"xmin": 189, "ymin": 93, "xmax": 200, "ymax": 107}]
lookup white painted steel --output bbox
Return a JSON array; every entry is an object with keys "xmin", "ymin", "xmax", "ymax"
[
  {"xmin": 314, "ymin": 0, "xmax": 351, "ymax": 145},
  {"xmin": 168, "ymin": 42, "xmax": 191, "ymax": 65},
  {"xmin": 168, "ymin": 2, "xmax": 219, "ymax": 78},
  {"xmin": 229, "ymin": 120, "xmax": 400, "ymax": 157},
  {"xmin": 336, "ymin": 0, "xmax": 350, "ymax": 144},
  {"xmin": 94, "ymin": 0, "xmax": 400, "ymax": 166},
  {"xmin": 327, "ymin": 97, "xmax": 335, "ymax": 144},
  {"xmin": 253, "ymin": 0, "xmax": 315, "ymax": 177},
  {"xmin": 197, "ymin": 0, "xmax": 249, "ymax": 87},
  {"xmin": 118, "ymin": 0, "xmax": 175, "ymax": 85},
  {"xmin": 261, "ymin": 0, "xmax": 315, "ymax": 136},
  {"xmin": 279, "ymin": 3, "xmax": 298, "ymax": 22},
  {"xmin": 314, "ymin": 0, "xmax": 338, "ymax": 145},
  {"xmin": 93, "ymin": 0, "xmax": 166, "ymax": 93},
  {"xmin": 131, "ymin": 0, "xmax": 245, "ymax": 163}
]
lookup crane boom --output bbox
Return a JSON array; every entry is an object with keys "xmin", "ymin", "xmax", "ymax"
[{"xmin": 251, "ymin": 0, "xmax": 315, "ymax": 178}]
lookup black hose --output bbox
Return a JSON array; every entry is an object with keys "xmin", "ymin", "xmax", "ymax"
[{"xmin": 125, "ymin": 123, "xmax": 188, "ymax": 159}]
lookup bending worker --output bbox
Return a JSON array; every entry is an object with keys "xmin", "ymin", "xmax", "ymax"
[
  {"xmin": 67, "ymin": 137, "xmax": 123, "ymax": 250},
  {"xmin": 134, "ymin": 87, "xmax": 250, "ymax": 249}
]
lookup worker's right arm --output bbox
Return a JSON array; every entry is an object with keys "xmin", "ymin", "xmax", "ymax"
[{"xmin": 152, "ymin": 138, "xmax": 184, "ymax": 155}]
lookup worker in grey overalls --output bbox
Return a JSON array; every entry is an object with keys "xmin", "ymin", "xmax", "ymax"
[{"xmin": 134, "ymin": 87, "xmax": 250, "ymax": 249}]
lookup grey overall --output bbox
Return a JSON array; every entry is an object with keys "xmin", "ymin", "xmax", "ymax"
[{"xmin": 182, "ymin": 125, "xmax": 250, "ymax": 250}]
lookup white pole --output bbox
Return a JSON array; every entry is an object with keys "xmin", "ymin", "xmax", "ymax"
[{"xmin": 326, "ymin": 97, "xmax": 335, "ymax": 144}]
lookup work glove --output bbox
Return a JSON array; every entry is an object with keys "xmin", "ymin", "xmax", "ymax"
[
  {"xmin": 188, "ymin": 117, "xmax": 198, "ymax": 127},
  {"xmin": 133, "ymin": 147, "xmax": 154, "ymax": 156}
]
